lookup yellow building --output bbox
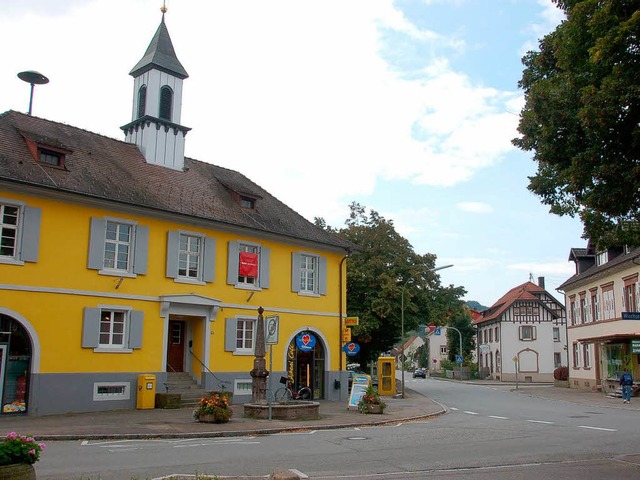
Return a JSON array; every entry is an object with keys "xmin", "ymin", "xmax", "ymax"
[{"xmin": 0, "ymin": 15, "xmax": 351, "ymax": 415}]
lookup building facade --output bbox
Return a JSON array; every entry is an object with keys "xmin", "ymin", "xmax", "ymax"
[
  {"xmin": 558, "ymin": 243, "xmax": 640, "ymax": 394},
  {"xmin": 473, "ymin": 279, "xmax": 567, "ymax": 382},
  {"xmin": 0, "ymin": 15, "xmax": 352, "ymax": 415}
]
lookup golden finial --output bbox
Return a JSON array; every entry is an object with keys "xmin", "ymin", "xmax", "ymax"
[{"xmin": 161, "ymin": 1, "xmax": 167, "ymax": 14}]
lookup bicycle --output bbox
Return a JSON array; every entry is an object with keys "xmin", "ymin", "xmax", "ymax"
[{"xmin": 274, "ymin": 376, "xmax": 312, "ymax": 402}]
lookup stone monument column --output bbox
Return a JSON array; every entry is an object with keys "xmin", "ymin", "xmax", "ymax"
[{"xmin": 250, "ymin": 306, "xmax": 269, "ymax": 404}]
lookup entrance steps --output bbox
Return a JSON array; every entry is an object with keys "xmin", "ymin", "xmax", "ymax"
[{"xmin": 162, "ymin": 372, "xmax": 205, "ymax": 407}]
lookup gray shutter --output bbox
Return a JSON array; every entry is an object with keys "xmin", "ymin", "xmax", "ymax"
[
  {"xmin": 260, "ymin": 246, "xmax": 270, "ymax": 288},
  {"xmin": 20, "ymin": 206, "xmax": 41, "ymax": 262},
  {"xmin": 87, "ymin": 217, "xmax": 106, "ymax": 270},
  {"xmin": 318, "ymin": 255, "xmax": 328, "ymax": 295},
  {"xmin": 129, "ymin": 310, "xmax": 144, "ymax": 349},
  {"xmin": 227, "ymin": 241, "xmax": 239, "ymax": 285},
  {"xmin": 291, "ymin": 253, "xmax": 301, "ymax": 292},
  {"xmin": 133, "ymin": 225, "xmax": 149, "ymax": 275},
  {"xmin": 166, "ymin": 231, "xmax": 179, "ymax": 278},
  {"xmin": 82, "ymin": 307, "xmax": 101, "ymax": 348},
  {"xmin": 225, "ymin": 318, "xmax": 237, "ymax": 351},
  {"xmin": 203, "ymin": 236, "xmax": 216, "ymax": 282}
]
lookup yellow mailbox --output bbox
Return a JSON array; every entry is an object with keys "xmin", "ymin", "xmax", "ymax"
[
  {"xmin": 136, "ymin": 374, "xmax": 156, "ymax": 409},
  {"xmin": 377, "ymin": 356, "xmax": 396, "ymax": 395}
]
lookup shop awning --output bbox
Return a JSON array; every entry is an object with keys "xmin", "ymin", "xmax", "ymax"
[{"xmin": 577, "ymin": 333, "xmax": 640, "ymax": 344}]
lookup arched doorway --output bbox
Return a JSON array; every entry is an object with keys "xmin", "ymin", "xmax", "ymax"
[
  {"xmin": 285, "ymin": 331, "xmax": 326, "ymax": 399},
  {"xmin": 0, "ymin": 314, "xmax": 32, "ymax": 414}
]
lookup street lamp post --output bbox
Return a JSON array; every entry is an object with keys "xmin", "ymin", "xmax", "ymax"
[
  {"xmin": 444, "ymin": 326, "xmax": 463, "ymax": 379},
  {"xmin": 400, "ymin": 264, "xmax": 453, "ymax": 399}
]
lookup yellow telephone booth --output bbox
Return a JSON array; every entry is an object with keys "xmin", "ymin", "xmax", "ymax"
[{"xmin": 377, "ymin": 356, "xmax": 396, "ymax": 395}]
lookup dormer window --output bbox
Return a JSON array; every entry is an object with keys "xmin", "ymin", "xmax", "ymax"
[
  {"xmin": 596, "ymin": 251, "xmax": 608, "ymax": 266},
  {"xmin": 137, "ymin": 85, "xmax": 147, "ymax": 118},
  {"xmin": 159, "ymin": 86, "xmax": 173, "ymax": 121},
  {"xmin": 239, "ymin": 196, "xmax": 256, "ymax": 209},
  {"xmin": 37, "ymin": 147, "xmax": 65, "ymax": 168}
]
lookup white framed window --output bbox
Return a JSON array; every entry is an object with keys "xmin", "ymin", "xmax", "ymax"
[
  {"xmin": 88, "ymin": 217, "xmax": 148, "ymax": 276},
  {"xmin": 596, "ymin": 251, "xmax": 608, "ymax": 266},
  {"xmin": 0, "ymin": 199, "xmax": 41, "ymax": 265},
  {"xmin": 519, "ymin": 325, "xmax": 536, "ymax": 341},
  {"xmin": 166, "ymin": 231, "xmax": 215, "ymax": 283},
  {"xmin": 580, "ymin": 296, "xmax": 587, "ymax": 324},
  {"xmin": 553, "ymin": 327, "xmax": 560, "ymax": 342},
  {"xmin": 225, "ymin": 317, "xmax": 258, "ymax": 355},
  {"xmin": 569, "ymin": 299, "xmax": 576, "ymax": 326},
  {"xmin": 234, "ymin": 379, "xmax": 252, "ymax": 396},
  {"xmin": 495, "ymin": 326, "xmax": 499, "ymax": 342},
  {"xmin": 82, "ymin": 306, "xmax": 143, "ymax": 352},
  {"xmin": 93, "ymin": 382, "xmax": 130, "ymax": 401},
  {"xmin": 582, "ymin": 344, "xmax": 591, "ymax": 368},
  {"xmin": 602, "ymin": 286, "xmax": 615, "ymax": 320},
  {"xmin": 179, "ymin": 234, "xmax": 201, "ymax": 278},
  {"xmin": 572, "ymin": 342, "xmax": 580, "ymax": 368},
  {"xmin": 554, "ymin": 352, "xmax": 562, "ymax": 368},
  {"xmin": 624, "ymin": 280, "xmax": 637, "ymax": 312},
  {"xmin": 291, "ymin": 252, "xmax": 328, "ymax": 296},
  {"xmin": 227, "ymin": 241, "xmax": 270, "ymax": 289},
  {"xmin": 591, "ymin": 290, "xmax": 600, "ymax": 321}
]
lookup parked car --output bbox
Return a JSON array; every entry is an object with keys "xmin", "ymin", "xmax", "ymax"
[{"xmin": 413, "ymin": 368, "xmax": 426, "ymax": 378}]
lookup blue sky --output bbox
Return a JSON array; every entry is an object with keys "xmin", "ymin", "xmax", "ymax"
[{"xmin": 0, "ymin": 0, "xmax": 584, "ymax": 306}]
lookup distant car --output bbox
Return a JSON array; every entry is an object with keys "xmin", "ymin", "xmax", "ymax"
[{"xmin": 413, "ymin": 368, "xmax": 426, "ymax": 378}]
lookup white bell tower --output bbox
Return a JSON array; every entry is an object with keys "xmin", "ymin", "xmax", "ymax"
[{"xmin": 121, "ymin": 8, "xmax": 190, "ymax": 170}]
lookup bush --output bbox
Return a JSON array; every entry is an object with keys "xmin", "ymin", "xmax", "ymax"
[{"xmin": 554, "ymin": 366, "xmax": 569, "ymax": 381}]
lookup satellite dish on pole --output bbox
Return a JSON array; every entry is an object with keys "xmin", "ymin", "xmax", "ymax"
[{"xmin": 17, "ymin": 70, "xmax": 49, "ymax": 115}]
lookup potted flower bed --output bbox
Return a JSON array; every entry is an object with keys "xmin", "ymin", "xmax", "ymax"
[
  {"xmin": 0, "ymin": 432, "xmax": 45, "ymax": 480},
  {"xmin": 358, "ymin": 385, "xmax": 387, "ymax": 414},
  {"xmin": 193, "ymin": 392, "xmax": 233, "ymax": 423}
]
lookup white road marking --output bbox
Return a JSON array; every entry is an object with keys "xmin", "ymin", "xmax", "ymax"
[
  {"xmin": 577, "ymin": 425, "xmax": 617, "ymax": 432},
  {"xmin": 450, "ymin": 407, "xmax": 459, "ymax": 411},
  {"xmin": 488, "ymin": 415, "xmax": 509, "ymax": 419},
  {"xmin": 527, "ymin": 420, "xmax": 555, "ymax": 424},
  {"xmin": 463, "ymin": 411, "xmax": 479, "ymax": 415},
  {"xmin": 290, "ymin": 469, "xmax": 309, "ymax": 478}
]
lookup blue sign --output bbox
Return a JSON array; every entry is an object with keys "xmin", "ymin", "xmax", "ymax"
[
  {"xmin": 455, "ymin": 355, "xmax": 463, "ymax": 364},
  {"xmin": 622, "ymin": 312, "xmax": 640, "ymax": 320},
  {"xmin": 342, "ymin": 342, "xmax": 360, "ymax": 356},
  {"xmin": 296, "ymin": 332, "xmax": 316, "ymax": 351},
  {"xmin": 434, "ymin": 328, "xmax": 441, "ymax": 336}
]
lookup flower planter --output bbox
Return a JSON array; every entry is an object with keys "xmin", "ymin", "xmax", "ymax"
[
  {"xmin": 360, "ymin": 403, "xmax": 384, "ymax": 414},
  {"xmin": 0, "ymin": 463, "xmax": 36, "ymax": 480},
  {"xmin": 197, "ymin": 412, "xmax": 231, "ymax": 423}
]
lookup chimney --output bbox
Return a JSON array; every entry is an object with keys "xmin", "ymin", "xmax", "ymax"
[{"xmin": 538, "ymin": 276, "xmax": 545, "ymax": 289}]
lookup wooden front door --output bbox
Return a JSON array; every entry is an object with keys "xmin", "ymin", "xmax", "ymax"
[{"xmin": 167, "ymin": 320, "xmax": 185, "ymax": 372}]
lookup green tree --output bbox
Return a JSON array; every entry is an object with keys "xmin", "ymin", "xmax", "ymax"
[
  {"xmin": 317, "ymin": 202, "xmax": 467, "ymax": 367},
  {"xmin": 445, "ymin": 309, "xmax": 476, "ymax": 364},
  {"xmin": 513, "ymin": 0, "xmax": 640, "ymax": 247}
]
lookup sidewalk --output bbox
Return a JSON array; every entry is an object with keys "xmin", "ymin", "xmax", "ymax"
[
  {"xmin": 1, "ymin": 382, "xmax": 637, "ymax": 441},
  {"xmin": 0, "ymin": 390, "xmax": 444, "ymax": 441}
]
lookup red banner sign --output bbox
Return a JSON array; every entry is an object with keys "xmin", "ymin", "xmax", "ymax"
[{"xmin": 239, "ymin": 251, "xmax": 258, "ymax": 277}]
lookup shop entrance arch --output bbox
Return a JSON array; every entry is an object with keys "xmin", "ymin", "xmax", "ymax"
[
  {"xmin": 0, "ymin": 314, "xmax": 33, "ymax": 414},
  {"xmin": 285, "ymin": 331, "xmax": 326, "ymax": 399}
]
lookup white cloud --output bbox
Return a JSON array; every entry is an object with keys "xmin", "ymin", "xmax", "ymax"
[
  {"xmin": 457, "ymin": 202, "xmax": 493, "ymax": 214},
  {"xmin": 507, "ymin": 261, "xmax": 575, "ymax": 277}
]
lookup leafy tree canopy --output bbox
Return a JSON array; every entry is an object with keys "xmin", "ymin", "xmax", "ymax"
[
  {"xmin": 513, "ymin": 0, "xmax": 640, "ymax": 247},
  {"xmin": 316, "ymin": 202, "xmax": 467, "ymax": 365}
]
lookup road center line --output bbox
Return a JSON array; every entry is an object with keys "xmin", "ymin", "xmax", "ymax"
[
  {"xmin": 450, "ymin": 407, "xmax": 459, "ymax": 411},
  {"xmin": 489, "ymin": 415, "xmax": 509, "ymax": 419},
  {"xmin": 464, "ymin": 411, "xmax": 479, "ymax": 415},
  {"xmin": 577, "ymin": 425, "xmax": 617, "ymax": 432},
  {"xmin": 527, "ymin": 420, "xmax": 555, "ymax": 424}
]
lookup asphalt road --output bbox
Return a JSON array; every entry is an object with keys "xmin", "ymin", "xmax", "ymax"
[{"xmin": 36, "ymin": 378, "xmax": 640, "ymax": 479}]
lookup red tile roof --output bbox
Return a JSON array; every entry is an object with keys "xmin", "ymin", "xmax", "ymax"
[{"xmin": 472, "ymin": 281, "xmax": 545, "ymax": 325}]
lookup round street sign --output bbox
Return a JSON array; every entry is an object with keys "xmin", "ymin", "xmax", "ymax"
[
  {"xmin": 296, "ymin": 332, "xmax": 316, "ymax": 352},
  {"xmin": 342, "ymin": 342, "xmax": 360, "ymax": 356}
]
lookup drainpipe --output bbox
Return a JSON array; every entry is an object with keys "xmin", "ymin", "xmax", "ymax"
[{"xmin": 339, "ymin": 249, "xmax": 351, "ymax": 374}]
